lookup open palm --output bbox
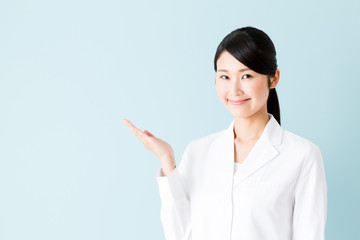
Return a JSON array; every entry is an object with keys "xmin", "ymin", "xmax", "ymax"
[{"xmin": 122, "ymin": 119, "xmax": 175, "ymax": 175}]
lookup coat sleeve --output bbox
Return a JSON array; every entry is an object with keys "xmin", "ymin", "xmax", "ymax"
[
  {"xmin": 156, "ymin": 143, "xmax": 192, "ymax": 240},
  {"xmin": 292, "ymin": 144, "xmax": 327, "ymax": 240}
]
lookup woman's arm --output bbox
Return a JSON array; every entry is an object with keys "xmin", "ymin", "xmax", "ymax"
[
  {"xmin": 122, "ymin": 119, "xmax": 191, "ymax": 239},
  {"xmin": 292, "ymin": 144, "xmax": 327, "ymax": 240},
  {"xmin": 157, "ymin": 144, "xmax": 192, "ymax": 240}
]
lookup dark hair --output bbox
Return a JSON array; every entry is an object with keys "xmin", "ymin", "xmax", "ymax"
[{"xmin": 214, "ymin": 26, "xmax": 281, "ymax": 125}]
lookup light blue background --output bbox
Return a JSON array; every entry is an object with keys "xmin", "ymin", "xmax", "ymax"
[{"xmin": 0, "ymin": 0, "xmax": 359, "ymax": 239}]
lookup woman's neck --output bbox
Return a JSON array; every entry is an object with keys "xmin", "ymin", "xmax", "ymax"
[{"xmin": 233, "ymin": 111, "xmax": 270, "ymax": 142}]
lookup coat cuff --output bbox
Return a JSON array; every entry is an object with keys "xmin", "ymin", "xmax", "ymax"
[{"xmin": 156, "ymin": 167, "xmax": 186, "ymax": 202}]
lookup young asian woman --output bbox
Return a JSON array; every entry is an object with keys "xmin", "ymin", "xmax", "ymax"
[{"xmin": 123, "ymin": 26, "xmax": 327, "ymax": 240}]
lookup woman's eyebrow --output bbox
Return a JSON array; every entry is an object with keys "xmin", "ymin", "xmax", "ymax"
[{"xmin": 217, "ymin": 68, "xmax": 250, "ymax": 72}]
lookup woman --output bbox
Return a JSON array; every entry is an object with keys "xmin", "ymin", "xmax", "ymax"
[{"xmin": 123, "ymin": 26, "xmax": 327, "ymax": 240}]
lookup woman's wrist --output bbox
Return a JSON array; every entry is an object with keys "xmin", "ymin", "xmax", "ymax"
[{"xmin": 160, "ymin": 158, "xmax": 176, "ymax": 176}]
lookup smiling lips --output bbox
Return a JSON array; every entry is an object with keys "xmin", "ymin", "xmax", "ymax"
[{"xmin": 229, "ymin": 98, "xmax": 250, "ymax": 105}]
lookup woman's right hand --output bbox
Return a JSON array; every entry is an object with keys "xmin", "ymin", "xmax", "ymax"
[{"xmin": 122, "ymin": 118, "xmax": 176, "ymax": 176}]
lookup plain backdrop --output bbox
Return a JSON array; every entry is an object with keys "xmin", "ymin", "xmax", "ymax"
[{"xmin": 0, "ymin": 0, "xmax": 359, "ymax": 239}]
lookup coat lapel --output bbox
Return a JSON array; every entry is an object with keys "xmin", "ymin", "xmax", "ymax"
[{"xmin": 224, "ymin": 114, "xmax": 284, "ymax": 188}]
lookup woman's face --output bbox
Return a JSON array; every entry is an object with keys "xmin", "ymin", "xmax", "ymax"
[{"xmin": 215, "ymin": 50, "xmax": 278, "ymax": 119}]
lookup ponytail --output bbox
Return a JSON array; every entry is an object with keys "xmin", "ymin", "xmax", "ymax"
[{"xmin": 267, "ymin": 88, "xmax": 281, "ymax": 125}]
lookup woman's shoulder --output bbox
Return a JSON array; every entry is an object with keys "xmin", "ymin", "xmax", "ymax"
[{"xmin": 281, "ymin": 128, "xmax": 321, "ymax": 153}]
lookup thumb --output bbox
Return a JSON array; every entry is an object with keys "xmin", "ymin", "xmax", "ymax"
[{"xmin": 144, "ymin": 130, "xmax": 154, "ymax": 137}]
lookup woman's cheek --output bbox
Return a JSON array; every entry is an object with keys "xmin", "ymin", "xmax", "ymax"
[
  {"xmin": 249, "ymin": 81, "xmax": 268, "ymax": 96},
  {"xmin": 216, "ymin": 84, "xmax": 227, "ymax": 100}
]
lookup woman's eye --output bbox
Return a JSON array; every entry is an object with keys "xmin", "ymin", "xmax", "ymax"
[
  {"xmin": 242, "ymin": 74, "xmax": 251, "ymax": 79},
  {"xmin": 220, "ymin": 75, "xmax": 229, "ymax": 80}
]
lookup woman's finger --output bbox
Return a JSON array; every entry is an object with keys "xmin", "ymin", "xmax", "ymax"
[{"xmin": 122, "ymin": 119, "xmax": 146, "ymax": 139}]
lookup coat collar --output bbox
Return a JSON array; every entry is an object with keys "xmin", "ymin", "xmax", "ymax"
[
  {"xmin": 218, "ymin": 113, "xmax": 284, "ymax": 188},
  {"xmin": 225, "ymin": 113, "xmax": 283, "ymax": 146}
]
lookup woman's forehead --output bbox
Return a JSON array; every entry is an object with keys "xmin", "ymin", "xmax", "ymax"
[{"xmin": 216, "ymin": 51, "xmax": 251, "ymax": 70}]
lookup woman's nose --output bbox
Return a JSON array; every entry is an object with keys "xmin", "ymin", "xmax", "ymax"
[{"xmin": 230, "ymin": 80, "xmax": 244, "ymax": 94}]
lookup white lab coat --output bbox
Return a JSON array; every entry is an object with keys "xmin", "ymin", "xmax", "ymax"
[{"xmin": 156, "ymin": 113, "xmax": 327, "ymax": 240}]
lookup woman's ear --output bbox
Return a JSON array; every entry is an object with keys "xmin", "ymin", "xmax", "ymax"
[{"xmin": 270, "ymin": 69, "xmax": 280, "ymax": 89}]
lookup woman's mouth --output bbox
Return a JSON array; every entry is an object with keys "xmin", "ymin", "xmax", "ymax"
[{"xmin": 229, "ymin": 98, "xmax": 250, "ymax": 105}]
